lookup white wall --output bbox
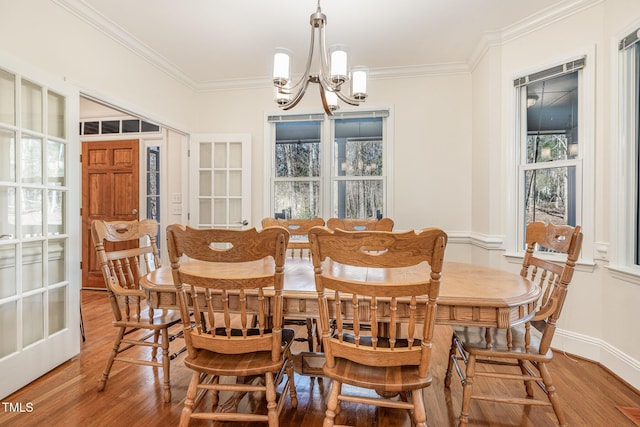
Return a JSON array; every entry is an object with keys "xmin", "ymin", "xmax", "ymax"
[
  {"xmin": 191, "ymin": 74, "xmax": 473, "ymax": 234},
  {"xmin": 2, "ymin": 0, "xmax": 640, "ymax": 390}
]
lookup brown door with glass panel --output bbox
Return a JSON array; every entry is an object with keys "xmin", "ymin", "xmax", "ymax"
[{"xmin": 81, "ymin": 140, "xmax": 139, "ymax": 289}]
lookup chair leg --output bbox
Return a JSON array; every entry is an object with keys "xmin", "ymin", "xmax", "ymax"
[
  {"xmin": 458, "ymin": 354, "xmax": 476, "ymax": 426},
  {"xmin": 152, "ymin": 330, "xmax": 160, "ymax": 359},
  {"xmin": 539, "ymin": 362, "xmax": 567, "ymax": 427},
  {"xmin": 161, "ymin": 328, "xmax": 171, "ymax": 403},
  {"xmin": 98, "ymin": 326, "xmax": 125, "ymax": 391},
  {"xmin": 286, "ymin": 354, "xmax": 298, "ymax": 408},
  {"xmin": 411, "ymin": 389, "xmax": 427, "ymax": 427},
  {"xmin": 518, "ymin": 359, "xmax": 534, "ymax": 398},
  {"xmin": 179, "ymin": 372, "xmax": 199, "ymax": 427},
  {"xmin": 444, "ymin": 333, "xmax": 456, "ymax": 388},
  {"xmin": 324, "ymin": 380, "xmax": 342, "ymax": 427},
  {"xmin": 265, "ymin": 371, "xmax": 278, "ymax": 427},
  {"xmin": 211, "ymin": 375, "xmax": 220, "ymax": 406},
  {"xmin": 305, "ymin": 318, "xmax": 314, "ymax": 352}
]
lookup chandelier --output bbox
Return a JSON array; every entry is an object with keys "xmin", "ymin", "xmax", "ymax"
[{"xmin": 272, "ymin": 0, "xmax": 368, "ymax": 115}]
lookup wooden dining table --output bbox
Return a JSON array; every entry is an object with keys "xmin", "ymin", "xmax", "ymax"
[{"xmin": 142, "ymin": 257, "xmax": 539, "ymax": 330}]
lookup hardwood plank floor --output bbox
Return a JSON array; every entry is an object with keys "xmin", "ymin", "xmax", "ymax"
[{"xmin": 1, "ymin": 290, "xmax": 639, "ymax": 426}]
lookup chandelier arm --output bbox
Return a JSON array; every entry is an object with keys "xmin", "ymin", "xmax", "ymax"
[
  {"xmin": 317, "ymin": 18, "xmax": 333, "ymax": 88},
  {"xmin": 280, "ymin": 77, "xmax": 312, "ymax": 110},
  {"xmin": 334, "ymin": 89, "xmax": 362, "ymax": 106},
  {"xmin": 282, "ymin": 24, "xmax": 318, "ymax": 93}
]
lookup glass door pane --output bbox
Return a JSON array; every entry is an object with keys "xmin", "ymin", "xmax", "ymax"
[{"xmin": 191, "ymin": 134, "xmax": 251, "ymax": 229}]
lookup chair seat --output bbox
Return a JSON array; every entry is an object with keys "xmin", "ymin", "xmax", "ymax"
[
  {"xmin": 323, "ymin": 358, "xmax": 432, "ymax": 393},
  {"xmin": 112, "ymin": 308, "xmax": 182, "ymax": 329},
  {"xmin": 452, "ymin": 324, "xmax": 552, "ymax": 362},
  {"xmin": 184, "ymin": 328, "xmax": 295, "ymax": 376}
]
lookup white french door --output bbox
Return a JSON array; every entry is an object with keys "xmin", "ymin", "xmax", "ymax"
[
  {"xmin": 0, "ymin": 57, "xmax": 80, "ymax": 399},
  {"xmin": 189, "ymin": 134, "xmax": 251, "ymax": 229}
]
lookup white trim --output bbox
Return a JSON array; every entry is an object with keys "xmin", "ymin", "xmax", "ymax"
[
  {"xmin": 468, "ymin": 232, "xmax": 504, "ymax": 250},
  {"xmin": 607, "ymin": 264, "xmax": 640, "ymax": 284},
  {"xmin": 554, "ymin": 327, "xmax": 640, "ymax": 391}
]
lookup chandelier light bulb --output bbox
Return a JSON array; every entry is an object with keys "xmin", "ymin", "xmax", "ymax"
[
  {"xmin": 325, "ymin": 90, "xmax": 338, "ymax": 111},
  {"xmin": 330, "ymin": 46, "xmax": 348, "ymax": 85},
  {"xmin": 273, "ymin": 50, "xmax": 291, "ymax": 86},
  {"xmin": 351, "ymin": 68, "xmax": 368, "ymax": 100}
]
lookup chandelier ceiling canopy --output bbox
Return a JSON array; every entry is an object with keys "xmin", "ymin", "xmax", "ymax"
[{"xmin": 272, "ymin": 0, "xmax": 368, "ymax": 115}]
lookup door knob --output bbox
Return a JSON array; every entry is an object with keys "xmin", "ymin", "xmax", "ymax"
[{"xmin": 132, "ymin": 209, "xmax": 138, "ymax": 215}]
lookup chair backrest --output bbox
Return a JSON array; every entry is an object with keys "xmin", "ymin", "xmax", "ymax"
[
  {"xmin": 521, "ymin": 222, "xmax": 583, "ymax": 353},
  {"xmin": 326, "ymin": 217, "xmax": 394, "ymax": 231},
  {"xmin": 165, "ymin": 225, "xmax": 290, "ymax": 362},
  {"xmin": 91, "ymin": 219, "xmax": 160, "ymax": 321},
  {"xmin": 261, "ymin": 217, "xmax": 325, "ymax": 237},
  {"xmin": 309, "ymin": 226, "xmax": 447, "ymax": 377}
]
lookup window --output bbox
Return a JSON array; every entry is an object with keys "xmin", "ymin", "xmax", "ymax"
[
  {"xmin": 614, "ymin": 27, "xmax": 640, "ymax": 272},
  {"xmin": 333, "ymin": 117, "xmax": 384, "ymax": 219},
  {"xmin": 272, "ymin": 119, "xmax": 322, "ymax": 219},
  {"xmin": 514, "ymin": 58, "xmax": 585, "ymax": 250},
  {"xmin": 267, "ymin": 111, "xmax": 390, "ymax": 220},
  {"xmin": 146, "ymin": 145, "xmax": 160, "ymax": 249}
]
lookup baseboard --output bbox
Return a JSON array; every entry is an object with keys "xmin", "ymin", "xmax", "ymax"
[{"xmin": 554, "ymin": 328, "xmax": 640, "ymax": 392}]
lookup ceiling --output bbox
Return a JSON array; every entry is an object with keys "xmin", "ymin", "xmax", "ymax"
[{"xmin": 61, "ymin": 0, "xmax": 583, "ymax": 91}]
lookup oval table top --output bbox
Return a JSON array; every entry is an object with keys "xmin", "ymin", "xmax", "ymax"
[{"xmin": 142, "ymin": 258, "xmax": 539, "ymax": 329}]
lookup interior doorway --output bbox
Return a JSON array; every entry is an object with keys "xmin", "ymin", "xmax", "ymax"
[{"xmin": 79, "ymin": 96, "xmax": 167, "ymax": 289}]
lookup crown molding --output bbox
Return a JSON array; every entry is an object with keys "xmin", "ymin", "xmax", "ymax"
[
  {"xmin": 468, "ymin": 0, "xmax": 603, "ymax": 71},
  {"xmin": 53, "ymin": 0, "xmax": 199, "ymax": 89},
  {"xmin": 54, "ymin": 0, "xmax": 603, "ymax": 92}
]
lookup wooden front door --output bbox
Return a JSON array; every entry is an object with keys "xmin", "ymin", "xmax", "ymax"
[{"xmin": 82, "ymin": 140, "xmax": 139, "ymax": 289}]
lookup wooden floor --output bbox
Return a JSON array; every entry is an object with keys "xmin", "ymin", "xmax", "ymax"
[{"xmin": 2, "ymin": 290, "xmax": 640, "ymax": 427}]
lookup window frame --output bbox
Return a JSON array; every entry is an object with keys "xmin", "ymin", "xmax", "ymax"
[{"xmin": 508, "ymin": 52, "xmax": 594, "ymax": 262}]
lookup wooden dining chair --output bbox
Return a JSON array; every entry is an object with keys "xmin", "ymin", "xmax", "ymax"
[
  {"xmin": 309, "ymin": 226, "xmax": 448, "ymax": 427},
  {"xmin": 261, "ymin": 217, "xmax": 325, "ymax": 259},
  {"xmin": 91, "ymin": 219, "xmax": 183, "ymax": 403},
  {"xmin": 444, "ymin": 222, "xmax": 583, "ymax": 426},
  {"xmin": 262, "ymin": 216, "xmax": 325, "ymax": 352},
  {"xmin": 326, "ymin": 217, "xmax": 394, "ymax": 231},
  {"xmin": 166, "ymin": 225, "xmax": 298, "ymax": 427}
]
